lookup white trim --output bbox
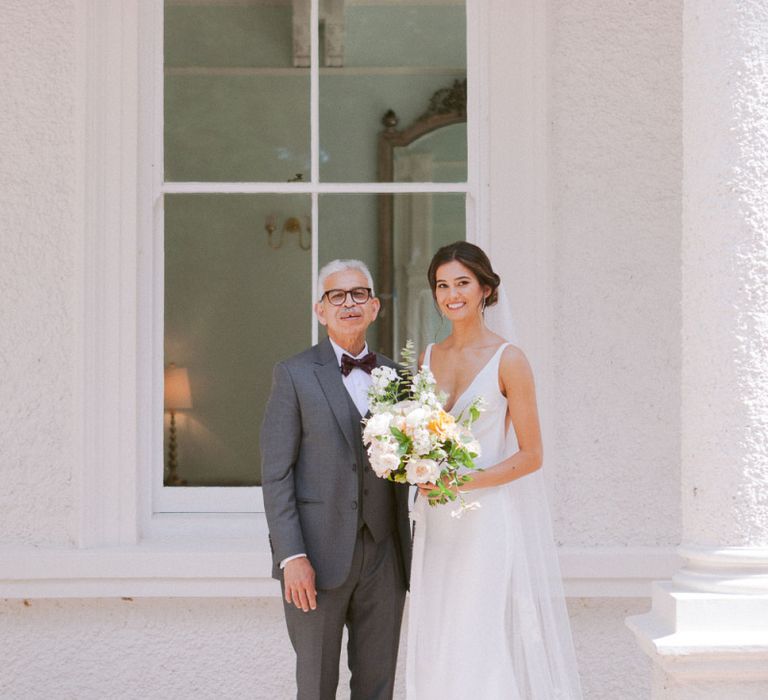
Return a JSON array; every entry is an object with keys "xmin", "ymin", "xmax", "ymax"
[
  {"xmin": 165, "ymin": 66, "xmax": 466, "ymax": 77},
  {"xmin": 0, "ymin": 547, "xmax": 679, "ymax": 599},
  {"xmin": 310, "ymin": 0, "xmax": 319, "ymax": 185},
  {"xmin": 162, "ymin": 181, "xmax": 471, "ymax": 194},
  {"xmin": 465, "ymin": 0, "xmax": 486, "ymax": 247},
  {"xmin": 485, "ymin": 0, "xmax": 552, "ymax": 449},
  {"xmin": 166, "ymin": 0, "xmax": 464, "ymax": 6},
  {"xmin": 81, "ymin": 0, "xmax": 546, "ymax": 536},
  {"xmin": 672, "ymin": 544, "xmax": 768, "ymax": 594},
  {"xmin": 138, "ymin": 0, "xmax": 168, "ymax": 541},
  {"xmin": 627, "ymin": 581, "xmax": 768, "ymax": 680},
  {"xmin": 154, "ymin": 486, "xmax": 265, "ymax": 513},
  {"xmin": 311, "ymin": 191, "xmax": 320, "ymax": 345},
  {"xmin": 166, "ymin": 0, "xmax": 290, "ymax": 5},
  {"xmin": 350, "ymin": 0, "xmax": 464, "ymax": 5},
  {"xmin": 79, "ymin": 0, "xmax": 142, "ymax": 548},
  {"xmin": 310, "ymin": 0, "xmax": 320, "ymax": 345}
]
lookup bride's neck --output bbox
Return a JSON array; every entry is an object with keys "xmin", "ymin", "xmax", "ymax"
[{"xmin": 448, "ymin": 314, "xmax": 488, "ymax": 349}]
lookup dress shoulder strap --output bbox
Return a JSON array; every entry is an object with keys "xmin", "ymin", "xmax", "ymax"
[
  {"xmin": 423, "ymin": 343, "xmax": 434, "ymax": 368},
  {"xmin": 493, "ymin": 342, "xmax": 511, "ymax": 364}
]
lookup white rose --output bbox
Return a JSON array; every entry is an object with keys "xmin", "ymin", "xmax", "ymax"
[
  {"xmin": 404, "ymin": 407, "xmax": 428, "ymax": 430},
  {"xmin": 405, "ymin": 458, "xmax": 441, "ymax": 484},
  {"xmin": 368, "ymin": 437, "xmax": 397, "ymax": 457},
  {"xmin": 370, "ymin": 451, "xmax": 400, "ymax": 477},
  {"xmin": 363, "ymin": 412, "xmax": 392, "ymax": 441},
  {"xmin": 392, "ymin": 413, "xmax": 407, "ymax": 432}
]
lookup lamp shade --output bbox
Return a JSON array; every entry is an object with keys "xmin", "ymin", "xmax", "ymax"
[{"xmin": 164, "ymin": 365, "xmax": 193, "ymax": 410}]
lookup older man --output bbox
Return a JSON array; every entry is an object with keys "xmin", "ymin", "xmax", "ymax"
[{"xmin": 261, "ymin": 259, "xmax": 411, "ymax": 700}]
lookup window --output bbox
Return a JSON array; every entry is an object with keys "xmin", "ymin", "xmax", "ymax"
[{"xmin": 157, "ymin": 0, "xmax": 476, "ymax": 514}]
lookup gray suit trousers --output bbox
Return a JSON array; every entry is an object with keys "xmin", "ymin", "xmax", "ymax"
[{"xmin": 281, "ymin": 527, "xmax": 406, "ymax": 700}]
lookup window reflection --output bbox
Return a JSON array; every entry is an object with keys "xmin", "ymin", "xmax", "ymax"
[{"xmin": 164, "ymin": 194, "xmax": 311, "ymax": 486}]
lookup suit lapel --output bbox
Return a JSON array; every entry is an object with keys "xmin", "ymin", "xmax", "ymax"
[{"xmin": 314, "ymin": 339, "xmax": 359, "ymax": 452}]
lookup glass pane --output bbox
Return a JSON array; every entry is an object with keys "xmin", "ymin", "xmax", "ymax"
[
  {"xmin": 319, "ymin": 1, "xmax": 467, "ymax": 182},
  {"xmin": 164, "ymin": 194, "xmax": 312, "ymax": 486},
  {"xmin": 319, "ymin": 193, "xmax": 465, "ymax": 359},
  {"xmin": 165, "ymin": 1, "xmax": 310, "ymax": 182}
]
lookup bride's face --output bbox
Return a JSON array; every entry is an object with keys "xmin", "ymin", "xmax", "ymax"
[{"xmin": 434, "ymin": 260, "xmax": 489, "ymax": 321}]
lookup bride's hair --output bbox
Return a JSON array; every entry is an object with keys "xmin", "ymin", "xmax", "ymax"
[{"xmin": 427, "ymin": 241, "xmax": 501, "ymax": 307}]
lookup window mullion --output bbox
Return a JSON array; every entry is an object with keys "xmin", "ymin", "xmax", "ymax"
[
  {"xmin": 310, "ymin": 0, "xmax": 319, "ymax": 187},
  {"xmin": 311, "ymin": 0, "xmax": 320, "ymax": 344},
  {"xmin": 162, "ymin": 182, "xmax": 471, "ymax": 195},
  {"xmin": 311, "ymin": 191, "xmax": 319, "ymax": 345}
]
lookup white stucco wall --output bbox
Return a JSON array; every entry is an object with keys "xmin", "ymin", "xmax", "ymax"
[
  {"xmin": 0, "ymin": 598, "xmax": 648, "ymax": 700},
  {"xmin": 549, "ymin": 0, "xmax": 683, "ymax": 548},
  {"xmin": 0, "ymin": 0, "xmax": 77, "ymax": 546},
  {"xmin": 0, "ymin": 1, "xmax": 688, "ymax": 698}
]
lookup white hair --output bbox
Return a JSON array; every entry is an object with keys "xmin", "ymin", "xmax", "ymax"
[{"xmin": 316, "ymin": 259, "xmax": 375, "ymax": 301}]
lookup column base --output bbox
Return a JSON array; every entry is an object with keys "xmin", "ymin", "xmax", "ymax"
[{"xmin": 627, "ymin": 580, "xmax": 768, "ymax": 697}]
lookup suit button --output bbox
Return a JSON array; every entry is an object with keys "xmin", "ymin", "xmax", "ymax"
[
  {"xmin": 351, "ymin": 500, "xmax": 358, "ymax": 510},
  {"xmin": 363, "ymin": 489, "xmax": 369, "ymax": 496}
]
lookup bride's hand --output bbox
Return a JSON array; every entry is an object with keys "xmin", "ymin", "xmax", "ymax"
[{"xmin": 418, "ymin": 476, "xmax": 458, "ymax": 502}]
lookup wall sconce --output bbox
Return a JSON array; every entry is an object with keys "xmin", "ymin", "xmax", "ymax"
[
  {"xmin": 164, "ymin": 363, "xmax": 193, "ymax": 486},
  {"xmin": 265, "ymin": 214, "xmax": 312, "ymax": 251}
]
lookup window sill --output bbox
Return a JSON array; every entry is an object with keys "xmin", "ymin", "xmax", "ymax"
[{"xmin": 0, "ymin": 544, "xmax": 679, "ymax": 599}]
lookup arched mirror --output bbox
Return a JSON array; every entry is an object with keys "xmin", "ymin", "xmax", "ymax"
[{"xmin": 376, "ymin": 80, "xmax": 467, "ymax": 357}]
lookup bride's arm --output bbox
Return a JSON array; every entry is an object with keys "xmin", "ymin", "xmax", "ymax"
[
  {"xmin": 418, "ymin": 346, "xmax": 543, "ymax": 499},
  {"xmin": 462, "ymin": 345, "xmax": 543, "ymax": 490}
]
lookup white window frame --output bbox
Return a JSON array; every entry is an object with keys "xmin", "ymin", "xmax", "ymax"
[
  {"xmin": 75, "ymin": 0, "xmax": 508, "ymax": 548},
  {"xmin": 153, "ymin": 0, "xmax": 483, "ymax": 516}
]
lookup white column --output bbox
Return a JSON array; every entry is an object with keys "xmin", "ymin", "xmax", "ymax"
[{"xmin": 627, "ymin": 2, "xmax": 768, "ymax": 696}]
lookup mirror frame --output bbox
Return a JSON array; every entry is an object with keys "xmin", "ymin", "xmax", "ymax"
[{"xmin": 376, "ymin": 79, "xmax": 467, "ymax": 356}]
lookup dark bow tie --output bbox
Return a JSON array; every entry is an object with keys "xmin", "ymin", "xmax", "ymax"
[{"xmin": 340, "ymin": 352, "xmax": 377, "ymax": 376}]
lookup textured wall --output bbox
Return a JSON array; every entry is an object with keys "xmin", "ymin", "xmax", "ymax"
[
  {"xmin": 549, "ymin": 0, "xmax": 683, "ymax": 547},
  {"xmin": 0, "ymin": 0, "xmax": 77, "ymax": 545},
  {"xmin": 680, "ymin": 0, "xmax": 768, "ymax": 548},
  {"xmin": 0, "ymin": 598, "xmax": 648, "ymax": 699}
]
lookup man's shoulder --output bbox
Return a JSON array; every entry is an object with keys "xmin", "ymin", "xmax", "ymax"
[{"xmin": 276, "ymin": 340, "xmax": 329, "ymax": 373}]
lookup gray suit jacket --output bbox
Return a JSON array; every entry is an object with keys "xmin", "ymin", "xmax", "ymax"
[{"xmin": 261, "ymin": 338, "xmax": 411, "ymax": 590}]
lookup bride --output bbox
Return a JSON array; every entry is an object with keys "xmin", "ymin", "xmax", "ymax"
[{"xmin": 406, "ymin": 242, "xmax": 582, "ymax": 699}]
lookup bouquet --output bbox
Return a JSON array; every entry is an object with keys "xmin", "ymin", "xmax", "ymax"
[{"xmin": 362, "ymin": 341, "xmax": 485, "ymax": 518}]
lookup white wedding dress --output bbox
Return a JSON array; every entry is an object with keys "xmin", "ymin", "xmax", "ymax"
[{"xmin": 406, "ymin": 343, "xmax": 582, "ymax": 699}]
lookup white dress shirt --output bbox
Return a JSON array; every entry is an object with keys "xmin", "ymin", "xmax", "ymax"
[
  {"xmin": 329, "ymin": 338, "xmax": 374, "ymax": 417},
  {"xmin": 280, "ymin": 338, "xmax": 373, "ymax": 569}
]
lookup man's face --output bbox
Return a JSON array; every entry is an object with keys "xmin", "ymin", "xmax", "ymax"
[{"xmin": 314, "ymin": 268, "xmax": 380, "ymax": 347}]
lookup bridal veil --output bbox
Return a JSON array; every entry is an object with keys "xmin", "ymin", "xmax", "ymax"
[{"xmin": 485, "ymin": 283, "xmax": 583, "ymax": 698}]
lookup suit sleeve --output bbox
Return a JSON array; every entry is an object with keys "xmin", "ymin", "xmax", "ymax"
[{"xmin": 261, "ymin": 362, "xmax": 306, "ymax": 566}]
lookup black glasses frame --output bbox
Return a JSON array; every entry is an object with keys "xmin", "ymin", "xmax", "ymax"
[{"xmin": 320, "ymin": 287, "xmax": 373, "ymax": 306}]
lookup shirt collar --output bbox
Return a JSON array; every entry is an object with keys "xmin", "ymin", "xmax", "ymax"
[{"xmin": 329, "ymin": 337, "xmax": 369, "ymax": 367}]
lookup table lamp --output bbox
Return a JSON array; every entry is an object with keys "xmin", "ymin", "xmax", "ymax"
[{"xmin": 164, "ymin": 364, "xmax": 192, "ymax": 486}]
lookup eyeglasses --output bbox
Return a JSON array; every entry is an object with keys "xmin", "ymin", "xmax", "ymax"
[{"xmin": 320, "ymin": 287, "xmax": 373, "ymax": 306}]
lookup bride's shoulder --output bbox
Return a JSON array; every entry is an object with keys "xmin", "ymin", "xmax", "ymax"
[{"xmin": 499, "ymin": 343, "xmax": 533, "ymax": 380}]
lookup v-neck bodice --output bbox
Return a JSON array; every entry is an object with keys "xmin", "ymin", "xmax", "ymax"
[{"xmin": 424, "ymin": 342, "xmax": 509, "ymax": 414}]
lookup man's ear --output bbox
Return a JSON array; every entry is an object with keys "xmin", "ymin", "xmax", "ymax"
[
  {"xmin": 370, "ymin": 296, "xmax": 381, "ymax": 320},
  {"xmin": 314, "ymin": 302, "xmax": 327, "ymax": 326}
]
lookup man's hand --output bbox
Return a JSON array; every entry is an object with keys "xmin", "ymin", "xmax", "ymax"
[{"xmin": 283, "ymin": 556, "xmax": 317, "ymax": 612}]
